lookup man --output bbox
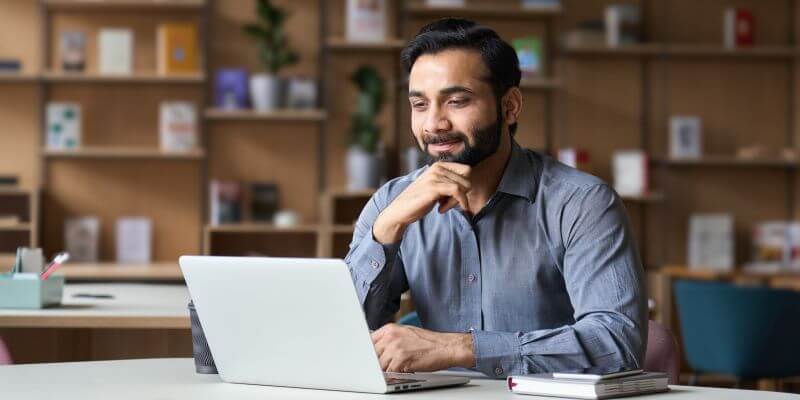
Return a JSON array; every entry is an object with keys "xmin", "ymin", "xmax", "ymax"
[{"xmin": 345, "ymin": 18, "xmax": 647, "ymax": 378}]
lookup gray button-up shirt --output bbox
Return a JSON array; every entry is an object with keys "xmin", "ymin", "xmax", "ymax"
[{"xmin": 345, "ymin": 140, "xmax": 647, "ymax": 378}]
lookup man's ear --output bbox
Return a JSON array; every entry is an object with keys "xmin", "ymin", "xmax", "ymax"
[{"xmin": 502, "ymin": 87, "xmax": 523, "ymax": 126}]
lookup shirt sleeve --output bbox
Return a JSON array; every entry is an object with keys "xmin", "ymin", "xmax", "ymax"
[
  {"xmin": 344, "ymin": 187, "xmax": 409, "ymax": 330},
  {"xmin": 470, "ymin": 184, "xmax": 648, "ymax": 378}
]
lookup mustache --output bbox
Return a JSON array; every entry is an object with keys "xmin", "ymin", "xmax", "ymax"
[{"xmin": 423, "ymin": 132, "xmax": 468, "ymax": 145}]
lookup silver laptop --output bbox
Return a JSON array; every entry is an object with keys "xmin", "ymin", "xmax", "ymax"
[{"xmin": 179, "ymin": 256, "xmax": 470, "ymax": 393}]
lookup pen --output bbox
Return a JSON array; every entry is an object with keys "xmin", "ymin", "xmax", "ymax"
[{"xmin": 40, "ymin": 252, "xmax": 70, "ymax": 280}]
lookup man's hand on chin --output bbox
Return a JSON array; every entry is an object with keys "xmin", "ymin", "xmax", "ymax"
[{"xmin": 371, "ymin": 323, "xmax": 475, "ymax": 373}]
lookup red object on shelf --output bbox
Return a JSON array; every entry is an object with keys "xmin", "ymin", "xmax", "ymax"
[{"xmin": 725, "ymin": 8, "xmax": 754, "ymax": 48}]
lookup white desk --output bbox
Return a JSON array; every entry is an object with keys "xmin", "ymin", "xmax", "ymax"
[
  {"xmin": 0, "ymin": 284, "xmax": 191, "ymax": 363},
  {"xmin": 2, "ymin": 358, "xmax": 798, "ymax": 400}
]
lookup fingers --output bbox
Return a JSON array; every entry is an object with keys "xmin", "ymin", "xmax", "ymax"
[
  {"xmin": 436, "ymin": 182, "xmax": 470, "ymax": 213},
  {"xmin": 436, "ymin": 162, "xmax": 471, "ymax": 177}
]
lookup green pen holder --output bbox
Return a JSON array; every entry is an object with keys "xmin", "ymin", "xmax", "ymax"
[{"xmin": 0, "ymin": 273, "xmax": 65, "ymax": 309}]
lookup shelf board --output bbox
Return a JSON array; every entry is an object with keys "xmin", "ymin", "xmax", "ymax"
[
  {"xmin": 0, "ymin": 72, "xmax": 39, "ymax": 83},
  {"xmin": 520, "ymin": 77, "xmax": 561, "ymax": 90},
  {"xmin": 0, "ymin": 223, "xmax": 31, "ymax": 232},
  {"xmin": 326, "ymin": 37, "xmax": 406, "ymax": 51},
  {"xmin": 42, "ymin": 71, "xmax": 204, "ymax": 84},
  {"xmin": 325, "ymin": 189, "xmax": 376, "ymax": 199},
  {"xmin": 43, "ymin": 147, "xmax": 206, "ymax": 160},
  {"xmin": 620, "ymin": 193, "xmax": 663, "ymax": 203},
  {"xmin": 43, "ymin": 0, "xmax": 205, "ymax": 10},
  {"xmin": 653, "ymin": 156, "xmax": 798, "ymax": 168},
  {"xmin": 59, "ymin": 262, "xmax": 184, "ymax": 281},
  {"xmin": 331, "ymin": 224, "xmax": 356, "ymax": 234},
  {"xmin": 406, "ymin": 3, "xmax": 561, "ymax": 19},
  {"xmin": 564, "ymin": 43, "xmax": 798, "ymax": 59},
  {"xmin": 205, "ymin": 223, "xmax": 320, "ymax": 234},
  {"xmin": 205, "ymin": 108, "xmax": 327, "ymax": 122}
]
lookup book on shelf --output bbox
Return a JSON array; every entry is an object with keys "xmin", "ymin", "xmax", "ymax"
[
  {"xmin": 345, "ymin": 0, "xmax": 387, "ymax": 42},
  {"xmin": 159, "ymin": 101, "xmax": 198, "ymax": 152},
  {"xmin": 425, "ymin": 0, "xmax": 465, "ymax": 6},
  {"xmin": 60, "ymin": 31, "xmax": 86, "ymax": 72},
  {"xmin": 214, "ymin": 68, "xmax": 249, "ymax": 110},
  {"xmin": 98, "ymin": 28, "xmax": 133, "ymax": 75},
  {"xmin": 688, "ymin": 214, "xmax": 734, "ymax": 271},
  {"xmin": 65, "ymin": 216, "xmax": 100, "ymax": 263},
  {"xmin": 605, "ymin": 4, "xmax": 641, "ymax": 47},
  {"xmin": 724, "ymin": 7, "xmax": 754, "ymax": 49},
  {"xmin": 558, "ymin": 148, "xmax": 590, "ymax": 171},
  {"xmin": 612, "ymin": 150, "xmax": 648, "ymax": 197},
  {"xmin": 513, "ymin": 37, "xmax": 544, "ymax": 77},
  {"xmin": 753, "ymin": 221, "xmax": 800, "ymax": 270},
  {"xmin": 116, "ymin": 217, "xmax": 152, "ymax": 264},
  {"xmin": 46, "ymin": 102, "xmax": 82, "ymax": 150},
  {"xmin": 209, "ymin": 180, "xmax": 242, "ymax": 226},
  {"xmin": 250, "ymin": 182, "xmax": 279, "ymax": 222},
  {"xmin": 0, "ymin": 59, "xmax": 22, "ymax": 72},
  {"xmin": 157, "ymin": 22, "xmax": 199, "ymax": 75},
  {"xmin": 669, "ymin": 116, "xmax": 702, "ymax": 159}
]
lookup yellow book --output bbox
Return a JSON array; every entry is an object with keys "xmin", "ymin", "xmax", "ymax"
[{"xmin": 157, "ymin": 23, "xmax": 199, "ymax": 75}]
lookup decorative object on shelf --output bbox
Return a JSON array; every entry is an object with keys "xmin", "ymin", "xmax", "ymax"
[
  {"xmin": 724, "ymin": 7, "xmax": 754, "ymax": 49},
  {"xmin": 521, "ymin": 0, "xmax": 560, "ymax": 10},
  {"xmin": 669, "ymin": 116, "xmax": 702, "ymax": 159},
  {"xmin": 425, "ymin": 0, "xmax": 465, "ymax": 6},
  {"xmin": 346, "ymin": 0, "xmax": 387, "ymax": 43},
  {"xmin": 751, "ymin": 221, "xmax": 800, "ymax": 270},
  {"xmin": 688, "ymin": 214, "xmax": 734, "ymax": 271},
  {"xmin": 402, "ymin": 146, "xmax": 426, "ymax": 175},
  {"xmin": 513, "ymin": 37, "xmax": 544, "ymax": 77},
  {"xmin": 209, "ymin": 180, "xmax": 242, "ymax": 226},
  {"xmin": 286, "ymin": 76, "xmax": 317, "ymax": 109},
  {"xmin": 214, "ymin": 68, "xmax": 249, "ymax": 110},
  {"xmin": 59, "ymin": 31, "xmax": 85, "ymax": 72},
  {"xmin": 116, "ymin": 217, "xmax": 152, "ymax": 264},
  {"xmin": 65, "ymin": 216, "xmax": 100, "ymax": 263},
  {"xmin": 243, "ymin": 0, "xmax": 299, "ymax": 111},
  {"xmin": 98, "ymin": 28, "xmax": 133, "ymax": 75},
  {"xmin": 605, "ymin": 4, "xmax": 641, "ymax": 47},
  {"xmin": 46, "ymin": 102, "xmax": 81, "ymax": 150},
  {"xmin": 250, "ymin": 182, "xmax": 279, "ymax": 222},
  {"xmin": 0, "ymin": 59, "xmax": 22, "ymax": 72},
  {"xmin": 159, "ymin": 101, "xmax": 198, "ymax": 152},
  {"xmin": 347, "ymin": 66, "xmax": 385, "ymax": 191},
  {"xmin": 157, "ymin": 22, "xmax": 199, "ymax": 75},
  {"xmin": 273, "ymin": 210, "xmax": 299, "ymax": 228},
  {"xmin": 558, "ymin": 148, "xmax": 590, "ymax": 171},
  {"xmin": 612, "ymin": 150, "xmax": 648, "ymax": 197}
]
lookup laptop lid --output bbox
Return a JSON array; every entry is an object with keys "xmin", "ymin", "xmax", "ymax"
[{"xmin": 179, "ymin": 256, "xmax": 388, "ymax": 393}]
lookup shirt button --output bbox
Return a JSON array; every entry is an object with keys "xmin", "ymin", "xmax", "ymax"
[
  {"xmin": 467, "ymin": 274, "xmax": 476, "ymax": 283},
  {"xmin": 370, "ymin": 259, "xmax": 380, "ymax": 269},
  {"xmin": 469, "ymin": 326, "xmax": 475, "ymax": 332},
  {"xmin": 495, "ymin": 367, "xmax": 504, "ymax": 376}
]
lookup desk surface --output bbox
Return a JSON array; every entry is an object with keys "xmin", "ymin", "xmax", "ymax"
[
  {"xmin": 0, "ymin": 283, "xmax": 189, "ymax": 329},
  {"xmin": 2, "ymin": 358, "xmax": 798, "ymax": 400}
]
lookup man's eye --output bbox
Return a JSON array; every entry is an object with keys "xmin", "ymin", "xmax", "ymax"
[
  {"xmin": 412, "ymin": 102, "xmax": 427, "ymax": 109},
  {"xmin": 448, "ymin": 99, "xmax": 468, "ymax": 106}
]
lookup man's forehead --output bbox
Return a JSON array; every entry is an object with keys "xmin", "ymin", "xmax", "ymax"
[{"xmin": 408, "ymin": 49, "xmax": 490, "ymax": 94}]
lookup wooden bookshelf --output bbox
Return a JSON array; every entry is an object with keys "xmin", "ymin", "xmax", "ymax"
[
  {"xmin": 43, "ymin": 147, "xmax": 206, "ymax": 160},
  {"xmin": 205, "ymin": 108, "xmax": 327, "ymax": 122},
  {"xmin": 653, "ymin": 157, "xmax": 798, "ymax": 168},
  {"xmin": 406, "ymin": 3, "xmax": 562, "ymax": 19},
  {"xmin": 42, "ymin": 71, "xmax": 205, "ymax": 84},
  {"xmin": 520, "ymin": 77, "xmax": 561, "ymax": 90},
  {"xmin": 0, "ymin": 73, "xmax": 39, "ymax": 83},
  {"xmin": 620, "ymin": 193, "xmax": 664, "ymax": 203},
  {"xmin": 325, "ymin": 37, "xmax": 406, "ymax": 51},
  {"xmin": 59, "ymin": 262, "xmax": 184, "ymax": 281},
  {"xmin": 205, "ymin": 223, "xmax": 320, "ymax": 234},
  {"xmin": 564, "ymin": 44, "xmax": 798, "ymax": 59},
  {"xmin": 0, "ymin": 223, "xmax": 32, "ymax": 232},
  {"xmin": 42, "ymin": 0, "xmax": 206, "ymax": 10},
  {"xmin": 563, "ymin": 43, "xmax": 665, "ymax": 57}
]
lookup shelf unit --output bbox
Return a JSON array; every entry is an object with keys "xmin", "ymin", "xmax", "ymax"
[{"xmin": 0, "ymin": 188, "xmax": 39, "ymax": 257}]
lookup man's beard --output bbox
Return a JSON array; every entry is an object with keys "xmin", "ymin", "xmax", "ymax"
[{"xmin": 422, "ymin": 111, "xmax": 502, "ymax": 167}]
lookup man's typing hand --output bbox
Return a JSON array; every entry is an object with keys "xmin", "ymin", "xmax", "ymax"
[{"xmin": 371, "ymin": 323, "xmax": 475, "ymax": 373}]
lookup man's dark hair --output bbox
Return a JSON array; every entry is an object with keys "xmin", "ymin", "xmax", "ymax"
[{"xmin": 401, "ymin": 18, "xmax": 521, "ymax": 136}]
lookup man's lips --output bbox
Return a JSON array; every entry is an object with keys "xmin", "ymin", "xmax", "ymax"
[{"xmin": 428, "ymin": 139, "xmax": 463, "ymax": 152}]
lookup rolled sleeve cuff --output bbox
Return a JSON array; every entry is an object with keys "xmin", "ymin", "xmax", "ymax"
[
  {"xmin": 349, "ymin": 230, "xmax": 400, "ymax": 289},
  {"xmin": 471, "ymin": 330, "xmax": 522, "ymax": 378}
]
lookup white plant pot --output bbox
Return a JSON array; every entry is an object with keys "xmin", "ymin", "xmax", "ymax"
[
  {"xmin": 249, "ymin": 74, "xmax": 282, "ymax": 111},
  {"xmin": 347, "ymin": 147, "xmax": 381, "ymax": 191}
]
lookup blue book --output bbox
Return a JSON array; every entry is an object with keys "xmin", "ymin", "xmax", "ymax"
[{"xmin": 214, "ymin": 68, "xmax": 249, "ymax": 109}]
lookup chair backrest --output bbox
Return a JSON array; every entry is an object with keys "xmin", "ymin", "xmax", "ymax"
[
  {"xmin": 674, "ymin": 279, "xmax": 800, "ymax": 379},
  {"xmin": 397, "ymin": 311, "xmax": 422, "ymax": 327},
  {"xmin": 644, "ymin": 320, "xmax": 680, "ymax": 384},
  {"xmin": 0, "ymin": 336, "xmax": 12, "ymax": 365}
]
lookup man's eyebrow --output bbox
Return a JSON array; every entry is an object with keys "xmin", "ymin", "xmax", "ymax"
[{"xmin": 408, "ymin": 86, "xmax": 475, "ymax": 98}]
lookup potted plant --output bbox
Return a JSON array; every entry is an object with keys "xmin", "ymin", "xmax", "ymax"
[
  {"xmin": 242, "ymin": 0, "xmax": 298, "ymax": 111},
  {"xmin": 347, "ymin": 66, "xmax": 385, "ymax": 191}
]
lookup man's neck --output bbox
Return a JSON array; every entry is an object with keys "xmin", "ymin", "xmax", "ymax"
[{"xmin": 464, "ymin": 134, "xmax": 512, "ymax": 216}]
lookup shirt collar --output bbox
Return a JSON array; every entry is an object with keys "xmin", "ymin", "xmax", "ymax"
[{"xmin": 495, "ymin": 139, "xmax": 539, "ymax": 203}]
